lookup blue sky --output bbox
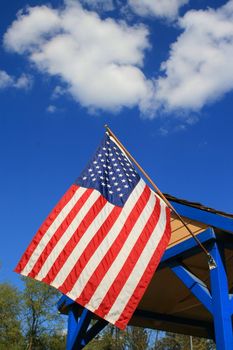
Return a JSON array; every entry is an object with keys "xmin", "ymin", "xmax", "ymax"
[{"xmin": 1, "ymin": 0, "xmax": 233, "ymax": 286}]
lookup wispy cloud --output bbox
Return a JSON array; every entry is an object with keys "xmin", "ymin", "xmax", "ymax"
[
  {"xmin": 128, "ymin": 0, "xmax": 189, "ymax": 20},
  {"xmin": 46, "ymin": 104, "xmax": 57, "ymax": 113},
  {"xmin": 0, "ymin": 70, "xmax": 32, "ymax": 90}
]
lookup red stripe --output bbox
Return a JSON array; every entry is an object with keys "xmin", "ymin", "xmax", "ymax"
[
  {"xmin": 115, "ymin": 206, "xmax": 171, "ymax": 329},
  {"xmin": 59, "ymin": 205, "xmax": 122, "ymax": 294},
  {"xmin": 15, "ymin": 184, "xmax": 79, "ymax": 274},
  {"xmin": 75, "ymin": 185, "xmax": 151, "ymax": 307},
  {"xmin": 28, "ymin": 187, "xmax": 93, "ymax": 279},
  {"xmin": 42, "ymin": 194, "xmax": 108, "ymax": 285},
  {"xmin": 94, "ymin": 197, "xmax": 161, "ymax": 319}
]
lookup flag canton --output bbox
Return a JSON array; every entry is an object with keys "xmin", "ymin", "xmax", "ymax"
[{"xmin": 76, "ymin": 133, "xmax": 140, "ymax": 207}]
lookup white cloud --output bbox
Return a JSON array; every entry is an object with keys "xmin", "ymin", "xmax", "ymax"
[
  {"xmin": 0, "ymin": 70, "xmax": 14, "ymax": 89},
  {"xmin": 0, "ymin": 70, "xmax": 32, "ymax": 90},
  {"xmin": 14, "ymin": 73, "xmax": 33, "ymax": 89},
  {"xmin": 154, "ymin": 0, "xmax": 233, "ymax": 112},
  {"xmin": 47, "ymin": 104, "xmax": 57, "ymax": 113},
  {"xmin": 4, "ymin": 0, "xmax": 233, "ymax": 120},
  {"xmin": 51, "ymin": 85, "xmax": 67, "ymax": 99},
  {"xmin": 128, "ymin": 0, "xmax": 188, "ymax": 19},
  {"xmin": 4, "ymin": 1, "xmax": 152, "ymax": 112},
  {"xmin": 80, "ymin": 0, "xmax": 115, "ymax": 12}
]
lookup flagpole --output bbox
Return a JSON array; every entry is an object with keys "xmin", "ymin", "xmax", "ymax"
[{"xmin": 104, "ymin": 124, "xmax": 217, "ymax": 270}]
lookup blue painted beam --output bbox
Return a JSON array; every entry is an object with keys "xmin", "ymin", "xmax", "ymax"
[
  {"xmin": 170, "ymin": 263, "xmax": 213, "ymax": 313},
  {"xmin": 84, "ymin": 319, "xmax": 108, "ymax": 346},
  {"xmin": 134, "ymin": 309, "xmax": 213, "ymax": 335},
  {"xmin": 58, "ymin": 295, "xmax": 76, "ymax": 314},
  {"xmin": 170, "ymin": 201, "xmax": 233, "ymax": 233},
  {"xmin": 229, "ymin": 295, "xmax": 233, "ymax": 315},
  {"xmin": 161, "ymin": 228, "xmax": 216, "ymax": 265},
  {"xmin": 209, "ymin": 242, "xmax": 233, "ymax": 350},
  {"xmin": 67, "ymin": 308, "xmax": 92, "ymax": 350}
]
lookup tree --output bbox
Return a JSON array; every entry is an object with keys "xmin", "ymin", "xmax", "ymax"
[
  {"xmin": 0, "ymin": 282, "xmax": 24, "ymax": 349},
  {"xmin": 20, "ymin": 277, "xmax": 66, "ymax": 350},
  {"xmin": 126, "ymin": 326, "xmax": 150, "ymax": 350},
  {"xmin": 154, "ymin": 332, "xmax": 216, "ymax": 350}
]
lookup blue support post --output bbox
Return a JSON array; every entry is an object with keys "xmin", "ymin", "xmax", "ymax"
[
  {"xmin": 209, "ymin": 242, "xmax": 233, "ymax": 350},
  {"xmin": 67, "ymin": 308, "xmax": 92, "ymax": 350}
]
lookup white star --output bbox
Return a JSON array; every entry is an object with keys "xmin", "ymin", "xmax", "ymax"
[
  {"xmin": 119, "ymin": 193, "xmax": 124, "ymax": 197},
  {"xmin": 119, "ymin": 174, "xmax": 123, "ymax": 177},
  {"xmin": 124, "ymin": 185, "xmax": 129, "ymax": 188},
  {"xmin": 101, "ymin": 182, "xmax": 106, "ymax": 186},
  {"xmin": 83, "ymin": 176, "xmax": 87, "ymax": 180},
  {"xmin": 114, "ymin": 182, "xmax": 118, "ymax": 186},
  {"xmin": 117, "ymin": 188, "xmax": 121, "ymax": 191},
  {"xmin": 98, "ymin": 170, "xmax": 101, "ymax": 174},
  {"xmin": 132, "ymin": 174, "xmax": 136, "ymax": 177},
  {"xmin": 121, "ymin": 179, "xmax": 126, "ymax": 183},
  {"xmin": 103, "ymin": 147, "xmax": 106, "ymax": 151},
  {"xmin": 116, "ymin": 169, "xmax": 120, "ymax": 172},
  {"xmin": 92, "ymin": 178, "xmax": 96, "ymax": 181},
  {"xmin": 96, "ymin": 166, "xmax": 100, "ymax": 169},
  {"xmin": 109, "ymin": 190, "xmax": 113, "ymax": 194},
  {"xmin": 88, "ymin": 169, "xmax": 93, "ymax": 172},
  {"xmin": 101, "ymin": 159, "xmax": 104, "ymax": 162},
  {"xmin": 93, "ymin": 161, "xmax": 97, "ymax": 164}
]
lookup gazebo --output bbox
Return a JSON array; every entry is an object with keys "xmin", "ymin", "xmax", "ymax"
[{"xmin": 58, "ymin": 194, "xmax": 233, "ymax": 350}]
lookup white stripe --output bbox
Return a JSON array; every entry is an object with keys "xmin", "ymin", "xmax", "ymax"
[
  {"xmin": 35, "ymin": 190, "xmax": 101, "ymax": 280},
  {"xmin": 67, "ymin": 179, "xmax": 146, "ymax": 300},
  {"xmin": 86, "ymin": 191, "xmax": 156, "ymax": 312},
  {"xmin": 106, "ymin": 200, "xmax": 167, "ymax": 324},
  {"xmin": 51, "ymin": 201, "xmax": 115, "ymax": 288},
  {"xmin": 21, "ymin": 187, "xmax": 86, "ymax": 276}
]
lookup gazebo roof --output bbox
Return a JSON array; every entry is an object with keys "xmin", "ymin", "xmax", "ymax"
[{"xmin": 58, "ymin": 194, "xmax": 233, "ymax": 344}]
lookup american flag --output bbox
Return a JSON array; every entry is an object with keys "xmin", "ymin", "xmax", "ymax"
[{"xmin": 15, "ymin": 132, "xmax": 171, "ymax": 329}]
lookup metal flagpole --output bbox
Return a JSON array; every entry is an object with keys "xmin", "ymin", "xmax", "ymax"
[{"xmin": 104, "ymin": 124, "xmax": 217, "ymax": 270}]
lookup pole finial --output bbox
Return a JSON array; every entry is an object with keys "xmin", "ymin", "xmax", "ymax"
[{"xmin": 207, "ymin": 253, "xmax": 217, "ymax": 270}]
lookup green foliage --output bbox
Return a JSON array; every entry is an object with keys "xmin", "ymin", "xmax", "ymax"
[
  {"xmin": 0, "ymin": 279, "xmax": 65, "ymax": 350},
  {"xmin": 0, "ymin": 283, "xmax": 24, "ymax": 349},
  {"xmin": 0, "ymin": 279, "xmax": 216, "ymax": 350},
  {"xmin": 154, "ymin": 333, "xmax": 216, "ymax": 350},
  {"xmin": 20, "ymin": 276, "xmax": 65, "ymax": 350},
  {"xmin": 85, "ymin": 324, "xmax": 150, "ymax": 350}
]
